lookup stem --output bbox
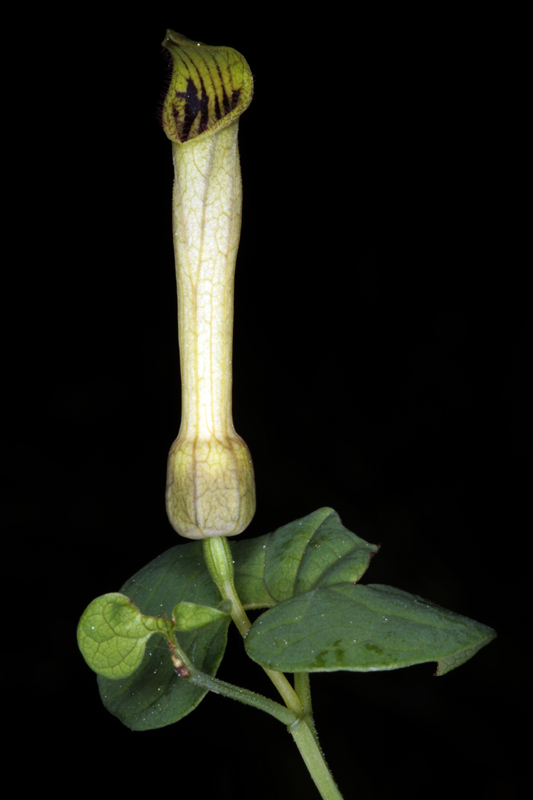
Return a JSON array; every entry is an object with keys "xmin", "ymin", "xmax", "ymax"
[
  {"xmin": 295, "ymin": 671, "xmax": 313, "ymax": 717},
  {"xmin": 203, "ymin": 537, "xmax": 302, "ymax": 715},
  {"xmin": 289, "ymin": 716, "xmax": 344, "ymax": 800},
  {"xmin": 202, "ymin": 537, "xmax": 344, "ymax": 799},
  {"xmin": 188, "ymin": 667, "xmax": 297, "ymax": 726},
  {"xmin": 167, "ymin": 628, "xmax": 295, "ymax": 725},
  {"xmin": 294, "ymin": 672, "xmax": 324, "ymax": 754}
]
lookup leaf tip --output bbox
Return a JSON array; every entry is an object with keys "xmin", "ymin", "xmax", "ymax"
[{"xmin": 434, "ymin": 629, "xmax": 497, "ymax": 676}]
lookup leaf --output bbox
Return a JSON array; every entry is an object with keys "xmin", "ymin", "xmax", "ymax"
[
  {"xmin": 244, "ymin": 583, "xmax": 496, "ymax": 676},
  {"xmin": 77, "ymin": 593, "xmax": 172, "ymax": 679},
  {"xmin": 97, "ymin": 542, "xmax": 231, "ymax": 731},
  {"xmin": 172, "ymin": 601, "xmax": 230, "ymax": 631},
  {"xmin": 232, "ymin": 507, "xmax": 379, "ymax": 608},
  {"xmin": 93, "ymin": 509, "xmax": 377, "ymax": 729}
]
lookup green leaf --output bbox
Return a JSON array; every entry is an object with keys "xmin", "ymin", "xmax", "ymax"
[
  {"xmin": 77, "ymin": 593, "xmax": 172, "ymax": 679},
  {"xmin": 232, "ymin": 507, "xmax": 379, "ymax": 608},
  {"xmin": 244, "ymin": 583, "xmax": 496, "ymax": 676},
  {"xmin": 172, "ymin": 601, "xmax": 230, "ymax": 631},
  {"xmin": 92, "ymin": 509, "xmax": 377, "ymax": 729},
  {"xmin": 97, "ymin": 542, "xmax": 231, "ymax": 731}
]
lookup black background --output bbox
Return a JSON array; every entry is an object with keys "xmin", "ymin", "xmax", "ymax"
[{"xmin": 11, "ymin": 6, "xmax": 527, "ymax": 798}]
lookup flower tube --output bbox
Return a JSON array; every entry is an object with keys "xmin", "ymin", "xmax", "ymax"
[{"xmin": 162, "ymin": 31, "xmax": 255, "ymax": 539}]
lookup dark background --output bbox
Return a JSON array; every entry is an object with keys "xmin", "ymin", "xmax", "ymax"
[{"xmin": 11, "ymin": 7, "xmax": 526, "ymax": 798}]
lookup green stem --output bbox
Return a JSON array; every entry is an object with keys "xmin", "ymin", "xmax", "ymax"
[
  {"xmin": 192, "ymin": 668, "xmax": 343, "ymax": 800},
  {"xmin": 167, "ymin": 628, "xmax": 295, "ymax": 726},
  {"xmin": 203, "ymin": 537, "xmax": 302, "ymax": 715},
  {"xmin": 188, "ymin": 666, "xmax": 297, "ymax": 726},
  {"xmin": 202, "ymin": 537, "xmax": 344, "ymax": 799},
  {"xmin": 294, "ymin": 672, "xmax": 328, "ymax": 768},
  {"xmin": 295, "ymin": 671, "xmax": 313, "ymax": 717},
  {"xmin": 289, "ymin": 716, "xmax": 344, "ymax": 800}
]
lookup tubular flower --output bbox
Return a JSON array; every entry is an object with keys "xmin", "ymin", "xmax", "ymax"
[{"xmin": 162, "ymin": 31, "xmax": 255, "ymax": 539}]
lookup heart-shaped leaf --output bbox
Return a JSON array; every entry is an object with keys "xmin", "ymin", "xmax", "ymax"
[
  {"xmin": 244, "ymin": 583, "xmax": 496, "ymax": 676},
  {"xmin": 96, "ymin": 542, "xmax": 231, "ymax": 731},
  {"xmin": 77, "ymin": 593, "xmax": 172, "ymax": 679}
]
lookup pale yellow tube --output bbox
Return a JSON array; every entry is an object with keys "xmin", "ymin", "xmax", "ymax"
[{"xmin": 162, "ymin": 32, "xmax": 255, "ymax": 538}]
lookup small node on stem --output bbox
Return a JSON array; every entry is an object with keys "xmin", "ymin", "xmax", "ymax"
[
  {"xmin": 174, "ymin": 665, "xmax": 190, "ymax": 678},
  {"xmin": 170, "ymin": 651, "xmax": 190, "ymax": 677}
]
